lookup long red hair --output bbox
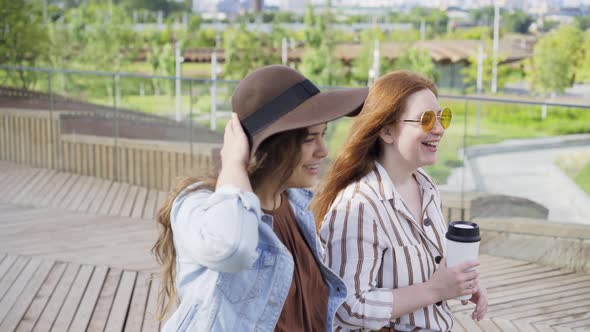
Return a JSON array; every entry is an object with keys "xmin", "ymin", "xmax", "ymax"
[{"xmin": 311, "ymin": 71, "xmax": 437, "ymax": 227}]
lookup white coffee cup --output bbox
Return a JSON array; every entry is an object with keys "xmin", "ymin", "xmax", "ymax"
[{"xmin": 445, "ymin": 221, "xmax": 480, "ymax": 301}]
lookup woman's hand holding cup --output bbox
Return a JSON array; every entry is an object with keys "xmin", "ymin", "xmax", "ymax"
[{"xmin": 429, "ymin": 258, "xmax": 480, "ymax": 303}]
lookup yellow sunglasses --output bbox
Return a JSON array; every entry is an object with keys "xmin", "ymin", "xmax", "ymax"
[{"xmin": 400, "ymin": 107, "xmax": 452, "ymax": 133}]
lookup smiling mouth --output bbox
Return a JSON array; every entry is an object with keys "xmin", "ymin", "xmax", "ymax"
[
  {"xmin": 303, "ymin": 164, "xmax": 320, "ymax": 171},
  {"xmin": 422, "ymin": 141, "xmax": 439, "ymax": 148}
]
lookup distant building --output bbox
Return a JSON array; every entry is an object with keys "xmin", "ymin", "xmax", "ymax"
[{"xmin": 252, "ymin": 0, "xmax": 263, "ymax": 12}]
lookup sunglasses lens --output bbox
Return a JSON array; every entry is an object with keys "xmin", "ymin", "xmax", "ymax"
[
  {"xmin": 421, "ymin": 111, "xmax": 436, "ymax": 132},
  {"xmin": 441, "ymin": 107, "xmax": 452, "ymax": 129}
]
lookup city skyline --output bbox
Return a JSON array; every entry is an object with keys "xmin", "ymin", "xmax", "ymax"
[{"xmin": 193, "ymin": 0, "xmax": 590, "ymax": 12}]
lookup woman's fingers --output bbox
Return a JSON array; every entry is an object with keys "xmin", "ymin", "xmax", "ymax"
[{"xmin": 457, "ymin": 260, "xmax": 480, "ymax": 272}]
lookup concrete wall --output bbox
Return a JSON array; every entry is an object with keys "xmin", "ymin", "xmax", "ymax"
[{"xmin": 477, "ymin": 217, "xmax": 590, "ymax": 273}]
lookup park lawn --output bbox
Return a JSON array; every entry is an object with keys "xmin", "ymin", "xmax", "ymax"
[
  {"xmin": 126, "ymin": 62, "xmax": 213, "ymax": 78},
  {"xmin": 574, "ymin": 163, "xmax": 590, "ymax": 196}
]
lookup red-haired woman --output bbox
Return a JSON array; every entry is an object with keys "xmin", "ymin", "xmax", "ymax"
[{"xmin": 313, "ymin": 71, "xmax": 488, "ymax": 331}]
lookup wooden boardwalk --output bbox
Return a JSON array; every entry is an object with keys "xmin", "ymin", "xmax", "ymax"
[{"xmin": 1, "ymin": 161, "xmax": 590, "ymax": 331}]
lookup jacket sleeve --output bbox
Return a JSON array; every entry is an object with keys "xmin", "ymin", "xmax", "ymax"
[
  {"xmin": 320, "ymin": 196, "xmax": 394, "ymax": 331},
  {"xmin": 171, "ymin": 184, "xmax": 261, "ymax": 273}
]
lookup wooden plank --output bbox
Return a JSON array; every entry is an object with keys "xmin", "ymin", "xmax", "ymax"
[
  {"xmin": 529, "ymin": 307, "xmax": 590, "ymax": 330},
  {"xmin": 142, "ymin": 278, "xmax": 161, "ymax": 332},
  {"xmin": 0, "ymin": 259, "xmax": 54, "ymax": 332},
  {"xmin": 107, "ymin": 145, "xmax": 114, "ymax": 180},
  {"xmin": 127, "ymin": 147, "xmax": 135, "ymax": 186},
  {"xmin": 27, "ymin": 171, "xmax": 60, "ymax": 206},
  {"xmin": 65, "ymin": 176, "xmax": 93, "ymax": 212},
  {"xmin": 155, "ymin": 150, "xmax": 163, "ymax": 191},
  {"xmin": 142, "ymin": 189, "xmax": 158, "ymax": 220},
  {"xmin": 77, "ymin": 178, "xmax": 105, "ymax": 213},
  {"xmin": 32, "ymin": 263, "xmax": 80, "ymax": 332},
  {"xmin": 101, "ymin": 144, "xmax": 108, "ymax": 179},
  {"xmin": 454, "ymin": 314, "xmax": 484, "ymax": 332},
  {"xmin": 68, "ymin": 266, "xmax": 108, "ymax": 332},
  {"xmin": 493, "ymin": 293, "xmax": 590, "ymax": 320},
  {"xmin": 86, "ymin": 268, "xmax": 122, "ymax": 332},
  {"xmin": 486, "ymin": 268, "xmax": 571, "ymax": 289},
  {"xmin": 162, "ymin": 152, "xmax": 170, "ymax": 192},
  {"xmin": 38, "ymin": 173, "xmax": 69, "ymax": 207},
  {"xmin": 131, "ymin": 187, "xmax": 148, "ymax": 220},
  {"xmin": 75, "ymin": 142, "xmax": 83, "ymax": 175},
  {"xmin": 50, "ymin": 264, "xmax": 94, "ymax": 332},
  {"xmin": 8, "ymin": 170, "xmax": 43, "ymax": 204},
  {"xmin": 62, "ymin": 141, "xmax": 71, "ymax": 173},
  {"xmin": 0, "ymin": 256, "xmax": 29, "ymax": 300},
  {"xmin": 134, "ymin": 149, "xmax": 141, "ymax": 186},
  {"xmin": 58, "ymin": 174, "xmax": 88, "ymax": 210},
  {"xmin": 88, "ymin": 180, "xmax": 113, "ymax": 214},
  {"xmin": 81, "ymin": 142, "xmax": 89, "ymax": 176},
  {"xmin": 0, "ymin": 253, "xmax": 17, "ymax": 281},
  {"xmin": 123, "ymin": 272, "xmax": 150, "ymax": 332},
  {"xmin": 47, "ymin": 174, "xmax": 80, "ymax": 209},
  {"xmin": 0, "ymin": 257, "xmax": 43, "ymax": 323},
  {"xmin": 88, "ymin": 144, "xmax": 95, "ymax": 177},
  {"xmin": 12, "ymin": 169, "xmax": 51, "ymax": 205},
  {"xmin": 25, "ymin": 116, "xmax": 33, "ymax": 165},
  {"xmin": 145, "ymin": 150, "xmax": 157, "ymax": 189},
  {"xmin": 140, "ymin": 150, "xmax": 148, "ymax": 188},
  {"xmin": 98, "ymin": 182, "xmax": 121, "ymax": 215},
  {"xmin": 108, "ymin": 183, "xmax": 130, "ymax": 216},
  {"xmin": 4, "ymin": 170, "xmax": 36, "ymax": 199},
  {"xmin": 555, "ymin": 318, "xmax": 590, "ymax": 331},
  {"xmin": 104, "ymin": 270, "xmax": 137, "ymax": 332},
  {"xmin": 119, "ymin": 186, "xmax": 139, "ymax": 218}
]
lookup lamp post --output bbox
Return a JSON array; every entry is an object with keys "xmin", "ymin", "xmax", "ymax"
[{"xmin": 175, "ymin": 41, "xmax": 184, "ymax": 122}]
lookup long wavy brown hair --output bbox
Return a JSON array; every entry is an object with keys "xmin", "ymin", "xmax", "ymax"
[
  {"xmin": 152, "ymin": 127, "xmax": 308, "ymax": 319},
  {"xmin": 311, "ymin": 71, "xmax": 436, "ymax": 227}
]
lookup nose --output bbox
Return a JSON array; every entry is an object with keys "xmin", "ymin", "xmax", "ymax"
[
  {"xmin": 314, "ymin": 139, "xmax": 328, "ymax": 159},
  {"xmin": 431, "ymin": 118, "xmax": 445, "ymax": 136}
]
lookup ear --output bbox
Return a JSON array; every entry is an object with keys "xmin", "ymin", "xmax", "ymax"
[{"xmin": 378, "ymin": 124, "xmax": 395, "ymax": 144}]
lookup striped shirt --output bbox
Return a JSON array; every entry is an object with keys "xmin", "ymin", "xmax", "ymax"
[{"xmin": 319, "ymin": 162, "xmax": 454, "ymax": 332}]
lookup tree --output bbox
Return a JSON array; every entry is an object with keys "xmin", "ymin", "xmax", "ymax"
[
  {"xmin": 575, "ymin": 35, "xmax": 590, "ymax": 83},
  {"xmin": 395, "ymin": 47, "xmax": 439, "ymax": 82},
  {"xmin": 223, "ymin": 26, "xmax": 279, "ymax": 80},
  {"xmin": 574, "ymin": 16, "xmax": 590, "ymax": 31},
  {"xmin": 503, "ymin": 10, "xmax": 533, "ymax": 34},
  {"xmin": 530, "ymin": 25, "xmax": 584, "ymax": 94},
  {"xmin": 0, "ymin": 0, "xmax": 49, "ymax": 89},
  {"xmin": 409, "ymin": 7, "xmax": 449, "ymax": 35},
  {"xmin": 462, "ymin": 42, "xmax": 516, "ymax": 93},
  {"xmin": 469, "ymin": 6, "xmax": 495, "ymax": 26},
  {"xmin": 65, "ymin": 4, "xmax": 137, "ymax": 72},
  {"xmin": 121, "ymin": 0, "xmax": 191, "ymax": 16},
  {"xmin": 299, "ymin": 3, "xmax": 345, "ymax": 86}
]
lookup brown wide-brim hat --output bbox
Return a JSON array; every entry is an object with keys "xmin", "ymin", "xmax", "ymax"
[{"xmin": 232, "ymin": 65, "xmax": 369, "ymax": 156}]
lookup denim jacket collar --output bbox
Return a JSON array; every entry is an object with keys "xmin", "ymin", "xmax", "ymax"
[{"xmin": 261, "ymin": 188, "xmax": 314, "ymax": 229}]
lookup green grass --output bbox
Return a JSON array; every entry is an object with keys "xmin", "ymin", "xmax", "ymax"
[
  {"xmin": 556, "ymin": 152, "xmax": 590, "ymax": 196},
  {"xmin": 125, "ymin": 62, "xmax": 213, "ymax": 78},
  {"xmin": 574, "ymin": 163, "xmax": 590, "ymax": 196}
]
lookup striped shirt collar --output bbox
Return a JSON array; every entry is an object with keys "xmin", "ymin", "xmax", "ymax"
[{"xmin": 368, "ymin": 162, "xmax": 438, "ymax": 221}]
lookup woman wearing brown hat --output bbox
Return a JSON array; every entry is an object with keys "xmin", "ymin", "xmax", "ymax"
[
  {"xmin": 313, "ymin": 71, "xmax": 488, "ymax": 331},
  {"xmin": 152, "ymin": 65, "xmax": 368, "ymax": 331}
]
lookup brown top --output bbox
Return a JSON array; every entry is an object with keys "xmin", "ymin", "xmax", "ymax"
[{"xmin": 263, "ymin": 193, "xmax": 329, "ymax": 332}]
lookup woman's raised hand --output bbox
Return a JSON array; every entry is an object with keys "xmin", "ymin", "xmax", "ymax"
[{"xmin": 220, "ymin": 113, "xmax": 250, "ymax": 170}]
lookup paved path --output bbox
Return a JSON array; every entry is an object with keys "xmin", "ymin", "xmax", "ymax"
[
  {"xmin": 442, "ymin": 135, "xmax": 590, "ymax": 224},
  {"xmin": 1, "ymin": 161, "xmax": 590, "ymax": 331}
]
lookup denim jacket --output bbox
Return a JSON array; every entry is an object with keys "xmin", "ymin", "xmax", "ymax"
[{"xmin": 162, "ymin": 183, "xmax": 347, "ymax": 332}]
